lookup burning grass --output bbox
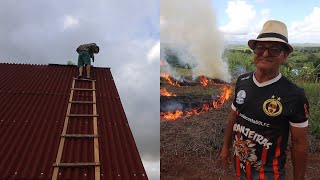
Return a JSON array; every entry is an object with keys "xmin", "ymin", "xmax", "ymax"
[
  {"xmin": 160, "ymin": 74, "xmax": 233, "ymax": 121},
  {"xmin": 160, "ymin": 71, "xmax": 320, "ymax": 179}
]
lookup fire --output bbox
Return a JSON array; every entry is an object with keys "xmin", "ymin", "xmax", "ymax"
[
  {"xmin": 212, "ymin": 85, "xmax": 232, "ymax": 109},
  {"xmin": 160, "ymin": 84, "xmax": 233, "ymax": 120},
  {"xmin": 160, "ymin": 109, "xmax": 183, "ymax": 121},
  {"xmin": 200, "ymin": 76, "xmax": 215, "ymax": 86},
  {"xmin": 202, "ymin": 104, "xmax": 210, "ymax": 111},
  {"xmin": 200, "ymin": 76, "xmax": 209, "ymax": 86},
  {"xmin": 160, "ymin": 88, "xmax": 176, "ymax": 96},
  {"xmin": 162, "ymin": 74, "xmax": 181, "ymax": 87}
]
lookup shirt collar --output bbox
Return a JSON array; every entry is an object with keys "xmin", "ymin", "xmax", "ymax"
[{"xmin": 253, "ymin": 72, "xmax": 282, "ymax": 87}]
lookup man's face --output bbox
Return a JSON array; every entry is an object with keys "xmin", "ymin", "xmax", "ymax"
[{"xmin": 253, "ymin": 41, "xmax": 288, "ymax": 72}]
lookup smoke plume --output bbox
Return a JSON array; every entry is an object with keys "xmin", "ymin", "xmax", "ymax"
[{"xmin": 161, "ymin": 0, "xmax": 231, "ymax": 82}]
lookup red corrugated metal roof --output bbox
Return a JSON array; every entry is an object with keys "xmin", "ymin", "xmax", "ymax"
[{"xmin": 0, "ymin": 63, "xmax": 147, "ymax": 179}]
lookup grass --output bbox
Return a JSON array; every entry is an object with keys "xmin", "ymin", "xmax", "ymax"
[{"xmin": 296, "ymin": 82, "xmax": 320, "ymax": 136}]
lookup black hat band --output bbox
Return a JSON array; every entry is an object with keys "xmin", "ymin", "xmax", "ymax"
[{"xmin": 257, "ymin": 33, "xmax": 288, "ymax": 43}]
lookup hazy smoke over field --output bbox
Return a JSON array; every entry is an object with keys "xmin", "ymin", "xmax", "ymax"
[{"xmin": 161, "ymin": 0, "xmax": 231, "ymax": 82}]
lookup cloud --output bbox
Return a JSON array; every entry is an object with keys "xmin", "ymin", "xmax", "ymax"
[
  {"xmin": 219, "ymin": 1, "xmax": 320, "ymax": 43},
  {"xmin": 63, "ymin": 15, "xmax": 79, "ymax": 30},
  {"xmin": 147, "ymin": 41, "xmax": 160, "ymax": 63},
  {"xmin": 289, "ymin": 7, "xmax": 320, "ymax": 43},
  {"xmin": 220, "ymin": 0, "xmax": 256, "ymax": 35}
]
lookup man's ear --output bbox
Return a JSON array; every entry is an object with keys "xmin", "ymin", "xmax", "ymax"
[{"xmin": 281, "ymin": 52, "xmax": 289, "ymax": 64}]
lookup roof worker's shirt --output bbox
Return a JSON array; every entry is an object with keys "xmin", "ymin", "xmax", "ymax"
[
  {"xmin": 77, "ymin": 43, "xmax": 97, "ymax": 53},
  {"xmin": 76, "ymin": 43, "xmax": 98, "ymax": 59},
  {"xmin": 231, "ymin": 72, "xmax": 309, "ymax": 180}
]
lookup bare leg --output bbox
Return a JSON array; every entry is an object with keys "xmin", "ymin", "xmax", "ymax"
[
  {"xmin": 79, "ymin": 66, "xmax": 83, "ymax": 77},
  {"xmin": 86, "ymin": 65, "xmax": 91, "ymax": 78}
]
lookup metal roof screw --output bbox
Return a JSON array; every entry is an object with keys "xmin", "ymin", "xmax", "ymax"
[
  {"xmin": 101, "ymin": 174, "xmax": 104, "ymax": 176},
  {"xmin": 134, "ymin": 174, "xmax": 136, "ymax": 176},
  {"xmin": 118, "ymin": 174, "xmax": 120, "ymax": 176},
  {"xmin": 59, "ymin": 173, "xmax": 62, "ymax": 176},
  {"xmin": 41, "ymin": 172, "xmax": 44, "ymax": 175},
  {"xmin": 84, "ymin": 173, "xmax": 87, "ymax": 176},
  {"xmin": 14, "ymin": 172, "xmax": 18, "ymax": 175},
  {"xmin": 142, "ymin": 174, "xmax": 145, "ymax": 176}
]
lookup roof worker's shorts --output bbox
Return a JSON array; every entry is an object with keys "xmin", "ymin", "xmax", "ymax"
[{"xmin": 78, "ymin": 51, "xmax": 91, "ymax": 67}]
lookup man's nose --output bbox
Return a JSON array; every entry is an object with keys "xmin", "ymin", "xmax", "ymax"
[{"xmin": 262, "ymin": 49, "xmax": 269, "ymax": 57}]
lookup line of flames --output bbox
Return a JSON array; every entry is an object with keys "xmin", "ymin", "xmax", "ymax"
[
  {"xmin": 160, "ymin": 85, "xmax": 232, "ymax": 121},
  {"xmin": 160, "ymin": 87, "xmax": 176, "ymax": 97},
  {"xmin": 161, "ymin": 74, "xmax": 181, "ymax": 87}
]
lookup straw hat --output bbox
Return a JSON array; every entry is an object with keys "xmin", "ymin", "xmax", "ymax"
[{"xmin": 248, "ymin": 20, "xmax": 293, "ymax": 53}]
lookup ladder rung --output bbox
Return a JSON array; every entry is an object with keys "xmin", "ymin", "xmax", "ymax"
[
  {"xmin": 70, "ymin": 101, "xmax": 96, "ymax": 104},
  {"xmin": 67, "ymin": 114, "xmax": 99, "ymax": 117},
  {"xmin": 73, "ymin": 77, "xmax": 96, "ymax": 82},
  {"xmin": 61, "ymin": 134, "xmax": 98, "ymax": 138},
  {"xmin": 53, "ymin": 162, "xmax": 100, "ymax": 167},
  {"xmin": 71, "ymin": 88, "xmax": 96, "ymax": 91}
]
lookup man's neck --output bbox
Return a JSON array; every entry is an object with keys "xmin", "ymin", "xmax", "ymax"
[{"xmin": 254, "ymin": 69, "xmax": 280, "ymax": 83}]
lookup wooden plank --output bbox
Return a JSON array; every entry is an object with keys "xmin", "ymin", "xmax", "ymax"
[
  {"xmin": 53, "ymin": 162, "xmax": 100, "ymax": 167},
  {"xmin": 61, "ymin": 134, "xmax": 98, "ymax": 138},
  {"xmin": 69, "ymin": 101, "xmax": 96, "ymax": 104},
  {"xmin": 67, "ymin": 114, "xmax": 99, "ymax": 117},
  {"xmin": 73, "ymin": 77, "xmax": 96, "ymax": 82},
  {"xmin": 52, "ymin": 79, "xmax": 76, "ymax": 180},
  {"xmin": 93, "ymin": 81, "xmax": 101, "ymax": 180},
  {"xmin": 71, "ymin": 88, "xmax": 96, "ymax": 91}
]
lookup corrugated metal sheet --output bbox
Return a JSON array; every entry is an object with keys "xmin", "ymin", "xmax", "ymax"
[{"xmin": 0, "ymin": 63, "xmax": 147, "ymax": 180}]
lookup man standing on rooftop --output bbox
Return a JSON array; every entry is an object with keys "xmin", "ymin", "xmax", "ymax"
[{"xmin": 76, "ymin": 43, "xmax": 99, "ymax": 79}]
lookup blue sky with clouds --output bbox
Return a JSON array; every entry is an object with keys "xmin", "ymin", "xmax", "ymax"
[{"xmin": 212, "ymin": 0, "xmax": 320, "ymax": 43}]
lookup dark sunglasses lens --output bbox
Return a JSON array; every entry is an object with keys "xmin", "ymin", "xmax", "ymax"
[
  {"xmin": 253, "ymin": 47, "xmax": 266, "ymax": 55},
  {"xmin": 269, "ymin": 48, "xmax": 282, "ymax": 56},
  {"xmin": 254, "ymin": 46, "xmax": 283, "ymax": 57}
]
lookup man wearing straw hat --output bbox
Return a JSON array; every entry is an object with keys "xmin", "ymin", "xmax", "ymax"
[{"xmin": 221, "ymin": 20, "xmax": 309, "ymax": 179}]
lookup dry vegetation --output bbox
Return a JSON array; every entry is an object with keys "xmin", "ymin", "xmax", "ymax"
[{"xmin": 160, "ymin": 78, "xmax": 320, "ymax": 180}]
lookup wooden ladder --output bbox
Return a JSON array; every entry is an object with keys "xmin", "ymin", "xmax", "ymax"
[{"xmin": 52, "ymin": 78, "xmax": 100, "ymax": 180}]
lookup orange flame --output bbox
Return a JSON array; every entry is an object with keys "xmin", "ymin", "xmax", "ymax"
[
  {"xmin": 212, "ymin": 85, "xmax": 232, "ymax": 109},
  {"xmin": 162, "ymin": 74, "xmax": 181, "ymax": 87},
  {"xmin": 200, "ymin": 76, "xmax": 209, "ymax": 86},
  {"xmin": 160, "ymin": 88, "xmax": 176, "ymax": 96},
  {"xmin": 160, "ymin": 109, "xmax": 183, "ymax": 121},
  {"xmin": 200, "ymin": 76, "xmax": 215, "ymax": 86},
  {"xmin": 160, "ymin": 84, "xmax": 233, "ymax": 120}
]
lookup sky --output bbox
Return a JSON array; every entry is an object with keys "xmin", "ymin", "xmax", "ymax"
[
  {"xmin": 2, "ymin": 0, "xmax": 320, "ymax": 179},
  {"xmin": 212, "ymin": 0, "xmax": 320, "ymax": 44},
  {"xmin": 0, "ymin": 0, "xmax": 159, "ymax": 179}
]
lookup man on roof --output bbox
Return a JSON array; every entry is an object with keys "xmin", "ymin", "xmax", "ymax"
[
  {"xmin": 220, "ymin": 20, "xmax": 309, "ymax": 179},
  {"xmin": 76, "ymin": 43, "xmax": 99, "ymax": 79}
]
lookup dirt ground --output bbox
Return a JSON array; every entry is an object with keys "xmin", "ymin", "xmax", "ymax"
[{"xmin": 160, "ymin": 80, "xmax": 320, "ymax": 180}]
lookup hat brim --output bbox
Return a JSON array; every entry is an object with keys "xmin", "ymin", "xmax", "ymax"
[{"xmin": 248, "ymin": 37, "xmax": 293, "ymax": 53}]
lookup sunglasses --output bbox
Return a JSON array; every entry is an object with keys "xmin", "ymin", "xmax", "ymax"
[{"xmin": 253, "ymin": 45, "xmax": 284, "ymax": 57}]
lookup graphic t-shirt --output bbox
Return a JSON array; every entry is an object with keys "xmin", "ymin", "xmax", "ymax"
[{"xmin": 231, "ymin": 72, "xmax": 309, "ymax": 180}]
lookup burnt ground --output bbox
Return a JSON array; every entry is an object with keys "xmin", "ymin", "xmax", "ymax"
[{"xmin": 160, "ymin": 79, "xmax": 320, "ymax": 180}]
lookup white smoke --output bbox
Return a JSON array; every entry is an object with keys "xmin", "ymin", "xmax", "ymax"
[{"xmin": 161, "ymin": 0, "xmax": 231, "ymax": 82}]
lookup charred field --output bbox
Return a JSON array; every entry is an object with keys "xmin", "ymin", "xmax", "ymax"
[{"xmin": 160, "ymin": 74, "xmax": 320, "ymax": 180}]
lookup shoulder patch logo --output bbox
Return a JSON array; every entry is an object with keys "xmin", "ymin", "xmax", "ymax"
[
  {"xmin": 236, "ymin": 90, "xmax": 246, "ymax": 104},
  {"xmin": 241, "ymin": 75, "xmax": 250, "ymax": 81},
  {"xmin": 263, "ymin": 95, "xmax": 282, "ymax": 116}
]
